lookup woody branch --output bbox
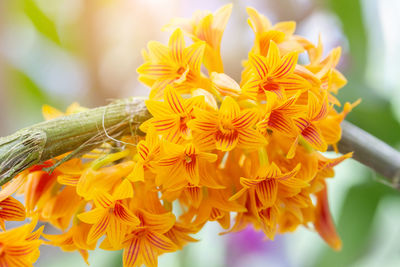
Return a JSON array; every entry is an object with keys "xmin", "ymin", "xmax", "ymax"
[{"xmin": 0, "ymin": 98, "xmax": 399, "ymax": 188}]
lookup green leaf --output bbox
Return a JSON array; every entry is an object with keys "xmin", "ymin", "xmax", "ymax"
[{"xmin": 22, "ymin": 0, "xmax": 61, "ymax": 44}]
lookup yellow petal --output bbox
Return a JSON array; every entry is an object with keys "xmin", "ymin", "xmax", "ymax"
[
  {"xmin": 266, "ymin": 41, "xmax": 281, "ymax": 73},
  {"xmin": 169, "ymin": 28, "xmax": 185, "ymax": 65},
  {"xmin": 78, "ymin": 208, "xmax": 106, "ymax": 224}
]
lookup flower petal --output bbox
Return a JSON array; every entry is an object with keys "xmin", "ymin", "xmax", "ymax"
[
  {"xmin": 137, "ymin": 62, "xmax": 176, "ymax": 79},
  {"xmin": 184, "ymin": 42, "xmax": 205, "ymax": 74},
  {"xmin": 164, "ymin": 86, "xmax": 186, "ymax": 114},
  {"xmin": 113, "ymin": 179, "xmax": 134, "ymax": 200},
  {"xmin": 215, "ymin": 131, "xmax": 239, "ymax": 151},
  {"xmin": 0, "ymin": 196, "xmax": 25, "ymax": 222},
  {"xmin": 237, "ymin": 128, "xmax": 267, "ymax": 149},
  {"xmin": 266, "ymin": 41, "xmax": 281, "ymax": 73},
  {"xmin": 218, "ymin": 96, "xmax": 240, "ymax": 120},
  {"xmin": 301, "ymin": 123, "xmax": 328, "ymax": 151},
  {"xmin": 314, "ymin": 186, "xmax": 342, "ymax": 251},
  {"xmin": 114, "ymin": 202, "xmax": 140, "ymax": 225},
  {"xmin": 147, "ymin": 41, "xmax": 170, "ymax": 62},
  {"xmin": 141, "ymin": 238, "xmax": 158, "ymax": 267},
  {"xmin": 169, "ymin": 28, "xmax": 185, "ymax": 65},
  {"xmin": 123, "ymin": 237, "xmax": 141, "ymax": 267},
  {"xmin": 146, "ymin": 231, "xmax": 177, "ymax": 252},
  {"xmin": 87, "ymin": 214, "xmax": 110, "ymax": 244},
  {"xmin": 248, "ymin": 53, "xmax": 268, "ymax": 79},
  {"xmin": 78, "ymin": 208, "xmax": 106, "ymax": 224},
  {"xmin": 232, "ymin": 108, "xmax": 259, "ymax": 129},
  {"xmin": 106, "ymin": 216, "xmax": 124, "ymax": 248},
  {"xmin": 256, "ymin": 179, "xmax": 278, "ymax": 208},
  {"xmin": 270, "ymin": 51, "xmax": 298, "ymax": 79}
]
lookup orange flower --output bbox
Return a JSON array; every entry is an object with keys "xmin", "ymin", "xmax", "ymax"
[
  {"xmin": 119, "ymin": 210, "xmax": 177, "ymax": 267},
  {"xmin": 137, "ymin": 29, "xmax": 205, "ymax": 99},
  {"xmin": 77, "ymin": 180, "xmax": 140, "ymax": 247},
  {"xmin": 290, "ymin": 92, "xmax": 330, "ymax": 155},
  {"xmin": 156, "ymin": 141, "xmax": 217, "ymax": 188},
  {"xmin": 0, "ymin": 196, "xmax": 26, "ymax": 230},
  {"xmin": 242, "ymin": 41, "xmax": 310, "ymax": 100},
  {"xmin": 164, "ymin": 4, "xmax": 232, "ymax": 73},
  {"xmin": 0, "ymin": 218, "xmax": 43, "ymax": 267},
  {"xmin": 257, "ymin": 92, "xmax": 305, "ymax": 137},
  {"xmin": 188, "ymin": 96, "xmax": 266, "ymax": 151},
  {"xmin": 43, "ymin": 221, "xmax": 95, "ymax": 265},
  {"xmin": 246, "ymin": 7, "xmax": 304, "ymax": 56},
  {"xmin": 230, "ymin": 162, "xmax": 304, "ymax": 209},
  {"xmin": 141, "ymin": 86, "xmax": 205, "ymax": 143}
]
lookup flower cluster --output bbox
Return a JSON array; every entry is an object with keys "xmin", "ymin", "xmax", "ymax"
[{"xmin": 0, "ymin": 4, "xmax": 358, "ymax": 267}]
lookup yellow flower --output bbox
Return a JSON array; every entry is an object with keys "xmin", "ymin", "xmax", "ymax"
[
  {"xmin": 257, "ymin": 92, "xmax": 305, "ymax": 137},
  {"xmin": 230, "ymin": 162, "xmax": 304, "ymax": 209},
  {"xmin": 137, "ymin": 29, "xmax": 205, "ymax": 99},
  {"xmin": 120, "ymin": 210, "xmax": 177, "ymax": 267},
  {"xmin": 164, "ymin": 4, "xmax": 232, "ymax": 73},
  {"xmin": 0, "ymin": 218, "xmax": 43, "ymax": 267},
  {"xmin": 246, "ymin": 7, "xmax": 304, "ymax": 56},
  {"xmin": 188, "ymin": 96, "xmax": 266, "ymax": 151},
  {"xmin": 77, "ymin": 180, "xmax": 140, "ymax": 247},
  {"xmin": 43, "ymin": 221, "xmax": 95, "ymax": 265},
  {"xmin": 289, "ymin": 92, "xmax": 330, "ymax": 155},
  {"xmin": 242, "ymin": 41, "xmax": 310, "ymax": 100},
  {"xmin": 141, "ymin": 85, "xmax": 205, "ymax": 143},
  {"xmin": 156, "ymin": 141, "xmax": 217, "ymax": 188}
]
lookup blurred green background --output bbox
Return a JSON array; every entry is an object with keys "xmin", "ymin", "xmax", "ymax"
[{"xmin": 1, "ymin": 0, "xmax": 400, "ymax": 266}]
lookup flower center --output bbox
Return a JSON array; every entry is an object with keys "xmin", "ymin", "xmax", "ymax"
[
  {"xmin": 185, "ymin": 155, "xmax": 193, "ymax": 163},
  {"xmin": 219, "ymin": 119, "xmax": 235, "ymax": 134},
  {"xmin": 177, "ymin": 66, "xmax": 186, "ymax": 75}
]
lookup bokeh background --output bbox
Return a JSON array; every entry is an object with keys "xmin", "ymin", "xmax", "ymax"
[{"xmin": 1, "ymin": 0, "xmax": 400, "ymax": 266}]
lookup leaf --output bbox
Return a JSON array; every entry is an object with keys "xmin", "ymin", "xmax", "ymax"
[{"xmin": 22, "ymin": 0, "xmax": 61, "ymax": 44}]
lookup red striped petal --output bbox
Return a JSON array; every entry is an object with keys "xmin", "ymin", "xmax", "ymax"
[
  {"xmin": 146, "ymin": 231, "xmax": 176, "ymax": 252},
  {"xmin": 114, "ymin": 202, "xmax": 140, "ymax": 225},
  {"xmin": 0, "ymin": 197, "xmax": 25, "ymax": 221},
  {"xmin": 261, "ymin": 81, "xmax": 284, "ymax": 99},
  {"xmin": 152, "ymin": 117, "xmax": 180, "ymax": 132},
  {"xmin": 215, "ymin": 131, "xmax": 239, "ymax": 151},
  {"xmin": 93, "ymin": 192, "xmax": 113, "ymax": 208},
  {"xmin": 248, "ymin": 53, "xmax": 268, "ymax": 79},
  {"xmin": 268, "ymin": 111, "xmax": 296, "ymax": 135},
  {"xmin": 279, "ymin": 74, "xmax": 310, "ymax": 92},
  {"xmin": 232, "ymin": 109, "xmax": 259, "ymax": 129},
  {"xmin": 184, "ymin": 42, "xmax": 205, "ymax": 74},
  {"xmin": 141, "ymin": 238, "xmax": 158, "ymax": 267},
  {"xmin": 237, "ymin": 128, "xmax": 267, "ymax": 149},
  {"xmin": 218, "ymin": 96, "xmax": 240, "ymax": 120},
  {"xmin": 147, "ymin": 41, "xmax": 170, "ymax": 62},
  {"xmin": 106, "ymin": 216, "xmax": 124, "ymax": 248},
  {"xmin": 301, "ymin": 123, "xmax": 328, "ymax": 151},
  {"xmin": 87, "ymin": 214, "xmax": 110, "ymax": 244},
  {"xmin": 256, "ymin": 179, "xmax": 278, "ymax": 208},
  {"xmin": 137, "ymin": 62, "xmax": 175, "ymax": 78},
  {"xmin": 169, "ymin": 29, "xmax": 185, "ymax": 65},
  {"xmin": 164, "ymin": 86, "xmax": 186, "ymax": 114},
  {"xmin": 271, "ymin": 51, "xmax": 298, "ymax": 79},
  {"xmin": 123, "ymin": 238, "xmax": 140, "ymax": 267},
  {"xmin": 266, "ymin": 41, "xmax": 281, "ymax": 72}
]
